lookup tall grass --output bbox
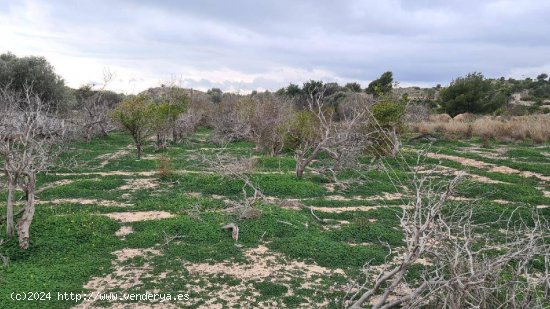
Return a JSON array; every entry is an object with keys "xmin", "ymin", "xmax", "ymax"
[{"xmin": 411, "ymin": 114, "xmax": 550, "ymax": 143}]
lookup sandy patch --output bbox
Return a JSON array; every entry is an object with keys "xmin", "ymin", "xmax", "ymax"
[
  {"xmin": 347, "ymin": 242, "xmax": 373, "ymax": 247},
  {"xmin": 97, "ymin": 149, "xmax": 130, "ymax": 168},
  {"xmin": 118, "ymin": 178, "xmax": 159, "ymax": 191},
  {"xmin": 36, "ymin": 179, "xmax": 74, "ymax": 194},
  {"xmin": 103, "ymin": 211, "xmax": 175, "ymax": 223},
  {"xmin": 324, "ymin": 183, "xmax": 336, "ymax": 193},
  {"xmin": 55, "ymin": 171, "xmax": 157, "ymax": 177},
  {"xmin": 187, "ymin": 192, "xmax": 202, "ymax": 198},
  {"xmin": 278, "ymin": 199, "xmax": 304, "ymax": 210},
  {"xmin": 37, "ymin": 198, "xmax": 132, "ymax": 207},
  {"xmin": 323, "ymin": 193, "xmax": 404, "ymax": 202},
  {"xmin": 427, "ymin": 153, "xmax": 490, "ymax": 169},
  {"xmin": 449, "ymin": 196, "xmax": 473, "ymax": 201},
  {"xmin": 427, "ymin": 153, "xmax": 550, "ymax": 182},
  {"xmin": 113, "ymin": 248, "xmax": 161, "ymax": 263},
  {"xmin": 78, "ymin": 243, "xmax": 346, "ymax": 308},
  {"xmin": 184, "ymin": 245, "xmax": 346, "ymax": 307},
  {"xmin": 142, "ymin": 154, "xmax": 161, "ymax": 160},
  {"xmin": 74, "ymin": 247, "xmax": 171, "ymax": 309},
  {"xmin": 324, "ymin": 195, "xmax": 351, "ymax": 201},
  {"xmin": 308, "ymin": 205, "xmax": 407, "ymax": 213},
  {"xmin": 490, "ymin": 166, "xmax": 550, "ymax": 181},
  {"xmin": 466, "ymin": 173, "xmax": 504, "ymax": 184},
  {"xmin": 458, "ymin": 147, "xmax": 507, "ymax": 159},
  {"xmin": 115, "ymin": 226, "xmax": 134, "ymax": 238}
]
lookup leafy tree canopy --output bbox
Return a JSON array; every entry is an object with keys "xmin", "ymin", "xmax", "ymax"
[
  {"xmin": 345, "ymin": 82, "xmax": 362, "ymax": 92},
  {"xmin": 0, "ymin": 52, "xmax": 68, "ymax": 108},
  {"xmin": 366, "ymin": 71, "xmax": 393, "ymax": 96},
  {"xmin": 440, "ymin": 72, "xmax": 511, "ymax": 116}
]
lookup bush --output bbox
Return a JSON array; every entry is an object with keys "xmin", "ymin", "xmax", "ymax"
[
  {"xmin": 365, "ymin": 71, "xmax": 393, "ymax": 96},
  {"xmin": 440, "ymin": 72, "xmax": 510, "ymax": 116},
  {"xmin": 0, "ymin": 52, "xmax": 68, "ymax": 110}
]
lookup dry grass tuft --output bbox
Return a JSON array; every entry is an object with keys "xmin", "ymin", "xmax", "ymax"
[
  {"xmin": 157, "ymin": 154, "xmax": 173, "ymax": 178},
  {"xmin": 411, "ymin": 114, "xmax": 550, "ymax": 143}
]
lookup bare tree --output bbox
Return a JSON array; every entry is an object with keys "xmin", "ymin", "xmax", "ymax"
[
  {"xmin": 0, "ymin": 85, "xmax": 66, "ymax": 249},
  {"xmin": 244, "ymin": 93, "xmax": 294, "ymax": 156},
  {"xmin": 200, "ymin": 149, "xmax": 265, "ymax": 213},
  {"xmin": 74, "ymin": 70, "xmax": 119, "ymax": 142},
  {"xmin": 290, "ymin": 87, "xmax": 372, "ymax": 177},
  {"xmin": 209, "ymin": 94, "xmax": 253, "ymax": 144},
  {"xmin": 345, "ymin": 167, "xmax": 550, "ymax": 308},
  {"xmin": 0, "ymin": 239, "xmax": 8, "ymax": 266}
]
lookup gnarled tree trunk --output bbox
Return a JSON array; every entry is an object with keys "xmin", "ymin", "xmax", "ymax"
[
  {"xmin": 17, "ymin": 173, "xmax": 36, "ymax": 250},
  {"xmin": 5, "ymin": 172, "xmax": 17, "ymax": 238}
]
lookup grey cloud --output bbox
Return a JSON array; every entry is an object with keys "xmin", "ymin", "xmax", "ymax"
[{"xmin": 1, "ymin": 0, "xmax": 549, "ymax": 93}]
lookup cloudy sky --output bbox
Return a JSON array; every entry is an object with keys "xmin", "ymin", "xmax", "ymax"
[{"xmin": 1, "ymin": 0, "xmax": 549, "ymax": 94}]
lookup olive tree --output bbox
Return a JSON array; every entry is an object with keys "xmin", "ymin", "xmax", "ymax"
[{"xmin": 0, "ymin": 52, "xmax": 68, "ymax": 110}]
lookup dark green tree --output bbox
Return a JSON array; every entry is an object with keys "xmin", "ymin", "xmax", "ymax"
[
  {"xmin": 302, "ymin": 80, "xmax": 324, "ymax": 96},
  {"xmin": 207, "ymin": 88, "xmax": 223, "ymax": 103},
  {"xmin": 285, "ymin": 83, "xmax": 302, "ymax": 96},
  {"xmin": 439, "ymin": 72, "xmax": 510, "ymax": 116},
  {"xmin": 365, "ymin": 71, "xmax": 393, "ymax": 96},
  {"xmin": 0, "ymin": 52, "xmax": 67, "ymax": 108},
  {"xmin": 536, "ymin": 73, "xmax": 548, "ymax": 83},
  {"xmin": 345, "ymin": 82, "xmax": 362, "ymax": 92}
]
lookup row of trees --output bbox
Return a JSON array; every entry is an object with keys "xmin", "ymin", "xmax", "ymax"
[
  {"xmin": 439, "ymin": 72, "xmax": 511, "ymax": 116},
  {"xmin": 205, "ymin": 81, "xmax": 406, "ymax": 178},
  {"xmin": 1, "ymin": 52, "xmax": 125, "ymax": 115},
  {"xmin": 110, "ymin": 86, "xmax": 189, "ymax": 159},
  {"xmin": 0, "ymin": 82, "xmax": 189, "ymax": 249},
  {"xmin": 3, "ymin": 49, "xmax": 548, "ymax": 118},
  {"xmin": 274, "ymin": 71, "xmax": 394, "ymax": 98},
  {"xmin": 0, "ymin": 85, "xmax": 67, "ymax": 249},
  {"xmin": 439, "ymin": 72, "xmax": 550, "ymax": 116}
]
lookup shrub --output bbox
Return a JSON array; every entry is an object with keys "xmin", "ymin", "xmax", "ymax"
[
  {"xmin": 440, "ymin": 72, "xmax": 510, "ymax": 116},
  {"xmin": 0, "ymin": 52, "xmax": 68, "ymax": 110},
  {"xmin": 365, "ymin": 71, "xmax": 393, "ymax": 96},
  {"xmin": 109, "ymin": 94, "xmax": 155, "ymax": 159}
]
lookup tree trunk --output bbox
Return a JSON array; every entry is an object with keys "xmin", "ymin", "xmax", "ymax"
[
  {"xmin": 5, "ymin": 172, "xmax": 17, "ymax": 238},
  {"xmin": 390, "ymin": 127, "xmax": 401, "ymax": 158},
  {"xmin": 294, "ymin": 146, "xmax": 323, "ymax": 178},
  {"xmin": 98, "ymin": 119, "xmax": 108, "ymax": 137},
  {"xmin": 172, "ymin": 123, "xmax": 178, "ymax": 143},
  {"xmin": 295, "ymin": 161, "xmax": 305, "ymax": 178},
  {"xmin": 86, "ymin": 126, "xmax": 92, "ymax": 143},
  {"xmin": 136, "ymin": 143, "xmax": 142, "ymax": 160},
  {"xmin": 17, "ymin": 173, "xmax": 35, "ymax": 250}
]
